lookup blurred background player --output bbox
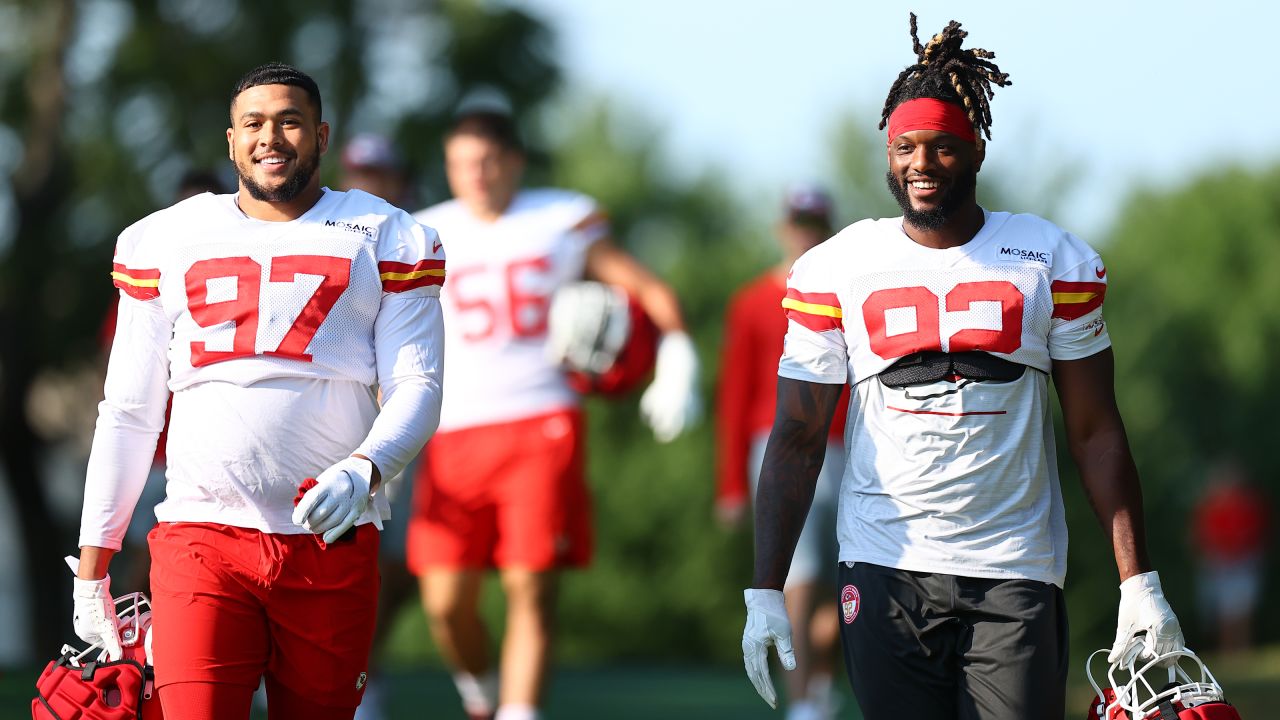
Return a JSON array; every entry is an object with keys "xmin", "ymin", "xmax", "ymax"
[
  {"xmin": 407, "ymin": 107, "xmax": 702, "ymax": 720},
  {"xmin": 340, "ymin": 132, "xmax": 414, "ymax": 209},
  {"xmin": 335, "ymin": 132, "xmax": 420, "ymax": 720},
  {"xmin": 73, "ymin": 63, "xmax": 446, "ymax": 719},
  {"xmin": 104, "ymin": 166, "xmax": 230, "ymax": 594},
  {"xmin": 1192, "ymin": 459, "xmax": 1271, "ymax": 655},
  {"xmin": 716, "ymin": 185, "xmax": 848, "ymax": 720}
]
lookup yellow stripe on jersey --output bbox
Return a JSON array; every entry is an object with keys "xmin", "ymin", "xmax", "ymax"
[
  {"xmin": 379, "ymin": 268, "xmax": 446, "ymax": 282},
  {"xmin": 1050, "ymin": 291, "xmax": 1098, "ymax": 304},
  {"xmin": 781, "ymin": 297, "xmax": 843, "ymax": 319},
  {"xmin": 110, "ymin": 271, "xmax": 159, "ymax": 288}
]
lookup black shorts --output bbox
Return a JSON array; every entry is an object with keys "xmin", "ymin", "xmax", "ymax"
[{"xmin": 837, "ymin": 562, "xmax": 1068, "ymax": 720}]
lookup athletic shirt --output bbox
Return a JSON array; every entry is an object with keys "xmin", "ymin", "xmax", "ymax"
[
  {"xmin": 779, "ymin": 211, "xmax": 1111, "ymax": 586},
  {"xmin": 79, "ymin": 189, "xmax": 446, "ymax": 549},
  {"xmin": 414, "ymin": 188, "xmax": 608, "ymax": 432}
]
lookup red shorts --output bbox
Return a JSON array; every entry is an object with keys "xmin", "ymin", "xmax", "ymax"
[
  {"xmin": 146, "ymin": 522, "xmax": 380, "ymax": 709},
  {"xmin": 407, "ymin": 408, "xmax": 591, "ymax": 572}
]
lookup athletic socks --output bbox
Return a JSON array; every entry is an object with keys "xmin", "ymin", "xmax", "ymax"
[
  {"xmin": 452, "ymin": 670, "xmax": 499, "ymax": 715},
  {"xmin": 494, "ymin": 704, "xmax": 539, "ymax": 720}
]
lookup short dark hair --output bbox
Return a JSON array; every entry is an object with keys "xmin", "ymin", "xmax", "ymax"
[
  {"xmin": 445, "ymin": 110, "xmax": 524, "ymax": 153},
  {"xmin": 230, "ymin": 62, "xmax": 322, "ymax": 120},
  {"xmin": 878, "ymin": 14, "xmax": 1011, "ymax": 141}
]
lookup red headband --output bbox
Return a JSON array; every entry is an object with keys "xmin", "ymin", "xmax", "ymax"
[{"xmin": 886, "ymin": 98, "xmax": 976, "ymax": 143}]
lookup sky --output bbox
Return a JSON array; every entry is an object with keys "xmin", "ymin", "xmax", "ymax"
[{"xmin": 512, "ymin": 0, "xmax": 1278, "ymax": 239}]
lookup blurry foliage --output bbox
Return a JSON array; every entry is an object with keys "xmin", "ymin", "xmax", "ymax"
[{"xmin": 1081, "ymin": 166, "xmax": 1280, "ymax": 651}]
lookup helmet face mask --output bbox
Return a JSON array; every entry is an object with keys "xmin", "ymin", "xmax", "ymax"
[
  {"xmin": 60, "ymin": 591, "xmax": 154, "ymax": 667},
  {"xmin": 34, "ymin": 591, "xmax": 162, "ymax": 720},
  {"xmin": 1085, "ymin": 642, "xmax": 1237, "ymax": 720}
]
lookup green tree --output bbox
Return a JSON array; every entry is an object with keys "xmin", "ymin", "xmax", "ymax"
[{"xmin": 1083, "ymin": 165, "xmax": 1280, "ymax": 650}]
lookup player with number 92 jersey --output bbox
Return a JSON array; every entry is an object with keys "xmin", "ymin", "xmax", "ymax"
[{"xmin": 780, "ymin": 210, "xmax": 1109, "ymax": 587}]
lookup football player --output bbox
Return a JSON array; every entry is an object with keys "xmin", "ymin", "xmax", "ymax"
[
  {"xmin": 406, "ymin": 107, "xmax": 701, "ymax": 720},
  {"xmin": 73, "ymin": 63, "xmax": 445, "ymax": 719},
  {"xmin": 742, "ymin": 15, "xmax": 1186, "ymax": 720},
  {"xmin": 716, "ymin": 186, "xmax": 849, "ymax": 720}
]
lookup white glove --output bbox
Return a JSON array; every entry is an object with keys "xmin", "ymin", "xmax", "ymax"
[
  {"xmin": 1109, "ymin": 571, "xmax": 1185, "ymax": 666},
  {"xmin": 292, "ymin": 456, "xmax": 373, "ymax": 544},
  {"xmin": 66, "ymin": 555, "xmax": 122, "ymax": 661},
  {"xmin": 639, "ymin": 331, "xmax": 702, "ymax": 443},
  {"xmin": 742, "ymin": 588, "xmax": 796, "ymax": 709}
]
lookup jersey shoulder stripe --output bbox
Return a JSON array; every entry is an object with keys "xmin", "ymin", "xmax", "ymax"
[
  {"xmin": 380, "ymin": 259, "xmax": 445, "ymax": 293},
  {"xmin": 783, "ymin": 288, "xmax": 842, "ymax": 332},
  {"xmin": 1050, "ymin": 280, "xmax": 1105, "ymax": 320},
  {"xmin": 112, "ymin": 262, "xmax": 161, "ymax": 300}
]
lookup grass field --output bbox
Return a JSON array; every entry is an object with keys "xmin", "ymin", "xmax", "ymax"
[{"xmin": 8, "ymin": 647, "xmax": 1279, "ymax": 718}]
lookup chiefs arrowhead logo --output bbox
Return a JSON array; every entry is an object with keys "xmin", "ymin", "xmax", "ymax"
[{"xmin": 1095, "ymin": 266, "xmax": 1106, "ymax": 279}]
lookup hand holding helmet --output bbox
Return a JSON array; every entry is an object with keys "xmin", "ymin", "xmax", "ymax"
[
  {"xmin": 1110, "ymin": 571, "xmax": 1185, "ymax": 667},
  {"xmin": 65, "ymin": 555, "xmax": 123, "ymax": 662}
]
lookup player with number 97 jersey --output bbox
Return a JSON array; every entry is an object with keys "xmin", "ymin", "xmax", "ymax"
[
  {"xmin": 81, "ymin": 187, "xmax": 446, "ymax": 548},
  {"xmin": 780, "ymin": 210, "xmax": 1109, "ymax": 587}
]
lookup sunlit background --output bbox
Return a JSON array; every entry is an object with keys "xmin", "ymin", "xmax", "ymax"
[{"xmin": 3, "ymin": 1, "xmax": 1279, "ymax": 717}]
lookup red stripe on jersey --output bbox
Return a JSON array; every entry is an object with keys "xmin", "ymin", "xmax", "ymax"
[
  {"xmin": 888, "ymin": 406, "xmax": 1007, "ymax": 416},
  {"xmin": 1050, "ymin": 280, "xmax": 1106, "ymax": 320},
  {"xmin": 379, "ymin": 259, "xmax": 446, "ymax": 293},
  {"xmin": 112, "ymin": 262, "xmax": 161, "ymax": 301},
  {"xmin": 782, "ymin": 288, "xmax": 843, "ymax": 332}
]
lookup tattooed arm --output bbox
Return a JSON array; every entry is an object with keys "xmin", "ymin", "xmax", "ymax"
[
  {"xmin": 751, "ymin": 377, "xmax": 844, "ymax": 590},
  {"xmin": 1052, "ymin": 348, "xmax": 1150, "ymax": 580}
]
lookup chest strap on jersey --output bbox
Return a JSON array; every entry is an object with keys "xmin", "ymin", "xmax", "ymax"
[{"xmin": 878, "ymin": 351, "xmax": 1027, "ymax": 388}]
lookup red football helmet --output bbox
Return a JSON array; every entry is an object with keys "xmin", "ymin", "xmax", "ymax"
[
  {"xmin": 33, "ymin": 591, "xmax": 162, "ymax": 720},
  {"xmin": 1085, "ymin": 641, "xmax": 1240, "ymax": 720},
  {"xmin": 547, "ymin": 281, "xmax": 658, "ymax": 396}
]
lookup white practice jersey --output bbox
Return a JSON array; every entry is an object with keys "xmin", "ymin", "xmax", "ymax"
[
  {"xmin": 414, "ymin": 188, "xmax": 607, "ymax": 431},
  {"xmin": 779, "ymin": 211, "xmax": 1111, "ymax": 586},
  {"xmin": 79, "ymin": 189, "xmax": 446, "ymax": 549}
]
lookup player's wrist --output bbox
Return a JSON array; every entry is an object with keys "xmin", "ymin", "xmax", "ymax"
[
  {"xmin": 1118, "ymin": 570, "xmax": 1160, "ymax": 595},
  {"xmin": 744, "ymin": 588, "xmax": 787, "ymax": 611},
  {"xmin": 351, "ymin": 453, "xmax": 381, "ymax": 490}
]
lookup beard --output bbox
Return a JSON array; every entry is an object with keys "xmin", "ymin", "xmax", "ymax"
[
  {"xmin": 885, "ymin": 166, "xmax": 977, "ymax": 231},
  {"xmin": 236, "ymin": 141, "xmax": 320, "ymax": 203}
]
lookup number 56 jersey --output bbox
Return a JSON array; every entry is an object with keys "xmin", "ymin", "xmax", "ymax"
[{"xmin": 779, "ymin": 211, "xmax": 1110, "ymax": 587}]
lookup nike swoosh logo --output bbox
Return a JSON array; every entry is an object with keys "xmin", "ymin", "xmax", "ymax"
[
  {"xmin": 1095, "ymin": 266, "xmax": 1106, "ymax": 279},
  {"xmin": 433, "ymin": 240, "xmax": 443, "ymax": 253}
]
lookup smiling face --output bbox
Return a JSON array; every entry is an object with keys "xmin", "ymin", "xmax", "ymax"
[
  {"xmin": 226, "ymin": 83, "xmax": 329, "ymax": 209},
  {"xmin": 884, "ymin": 129, "xmax": 983, "ymax": 232}
]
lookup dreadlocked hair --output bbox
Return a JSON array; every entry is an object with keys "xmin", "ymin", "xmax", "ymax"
[{"xmin": 878, "ymin": 13, "xmax": 1012, "ymax": 141}]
